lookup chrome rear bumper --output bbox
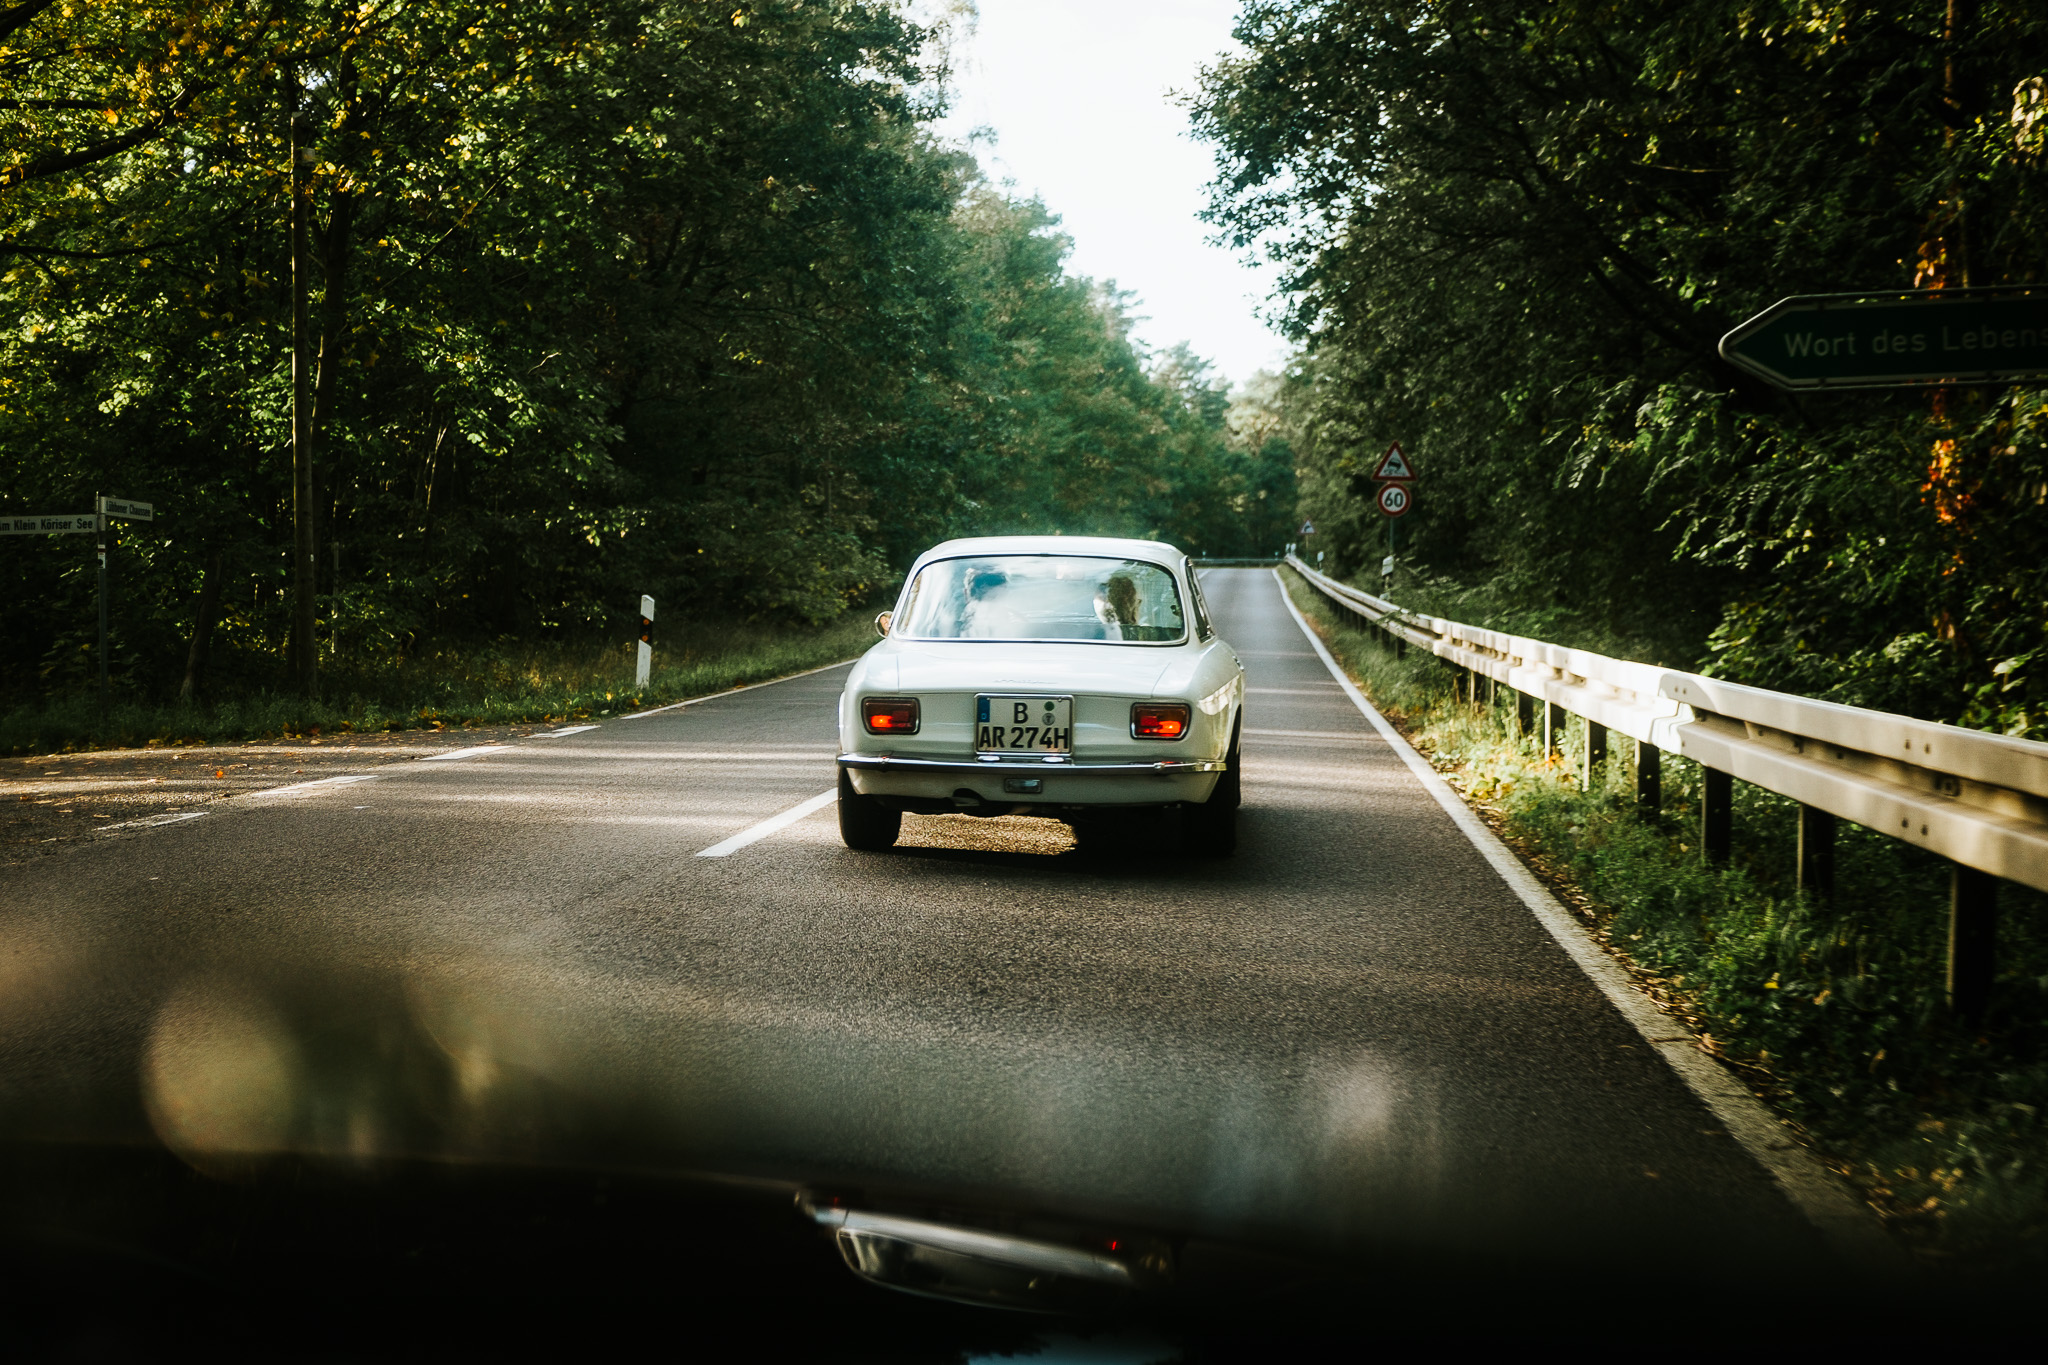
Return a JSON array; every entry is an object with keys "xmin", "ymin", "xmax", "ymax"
[{"xmin": 836, "ymin": 754, "xmax": 1224, "ymax": 775}]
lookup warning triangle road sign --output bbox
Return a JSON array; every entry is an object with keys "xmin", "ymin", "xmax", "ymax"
[{"xmin": 1369, "ymin": 442, "xmax": 1415, "ymax": 482}]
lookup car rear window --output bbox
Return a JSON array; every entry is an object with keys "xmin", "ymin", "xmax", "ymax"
[{"xmin": 894, "ymin": 556, "xmax": 1187, "ymax": 644}]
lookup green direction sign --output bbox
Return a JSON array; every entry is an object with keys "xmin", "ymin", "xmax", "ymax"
[
  {"xmin": 98, "ymin": 496, "xmax": 152, "ymax": 521},
  {"xmin": 1719, "ymin": 288, "xmax": 2048, "ymax": 390}
]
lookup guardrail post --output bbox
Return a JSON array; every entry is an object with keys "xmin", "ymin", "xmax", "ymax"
[
  {"xmin": 1582, "ymin": 720, "xmax": 1606, "ymax": 790},
  {"xmin": 1701, "ymin": 767, "xmax": 1731, "ymax": 865},
  {"xmin": 1516, "ymin": 689, "xmax": 1534, "ymax": 737},
  {"xmin": 1797, "ymin": 805, "xmax": 1835, "ymax": 902},
  {"xmin": 1947, "ymin": 865, "xmax": 1998, "ymax": 1020},
  {"xmin": 1543, "ymin": 701, "xmax": 1565, "ymax": 759},
  {"xmin": 1634, "ymin": 740, "xmax": 1661, "ymax": 814}
]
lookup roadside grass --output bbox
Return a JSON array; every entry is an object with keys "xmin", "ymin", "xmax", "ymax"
[
  {"xmin": 0, "ymin": 613, "xmax": 876, "ymax": 756},
  {"xmin": 1281, "ymin": 566, "xmax": 2048, "ymax": 1273}
]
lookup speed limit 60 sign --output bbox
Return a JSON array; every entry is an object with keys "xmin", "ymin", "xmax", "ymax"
[{"xmin": 1377, "ymin": 483, "xmax": 1412, "ymax": 518}]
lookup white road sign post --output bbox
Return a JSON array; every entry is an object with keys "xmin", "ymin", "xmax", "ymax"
[
  {"xmin": 2, "ymin": 501, "xmax": 155, "ymax": 716},
  {"xmin": 97, "ymin": 496, "xmax": 107, "ymax": 709},
  {"xmin": 636, "ymin": 595, "xmax": 655, "ymax": 689},
  {"xmin": 94, "ymin": 497, "xmax": 155, "ymax": 710},
  {"xmin": 3, "ymin": 497, "xmax": 154, "ymax": 711}
]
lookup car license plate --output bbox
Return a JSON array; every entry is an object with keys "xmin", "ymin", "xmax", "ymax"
[{"xmin": 976, "ymin": 695, "xmax": 1073, "ymax": 755}]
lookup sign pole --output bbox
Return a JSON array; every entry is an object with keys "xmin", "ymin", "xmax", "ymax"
[
  {"xmin": 1370, "ymin": 442, "xmax": 1416, "ymax": 575},
  {"xmin": 289, "ymin": 75, "xmax": 317, "ymax": 700},
  {"xmin": 95, "ymin": 493, "xmax": 109, "ymax": 714}
]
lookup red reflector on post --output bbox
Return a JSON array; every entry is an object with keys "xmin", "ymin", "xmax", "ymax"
[
  {"xmin": 1131, "ymin": 703, "xmax": 1190, "ymax": 739},
  {"xmin": 862, "ymin": 698, "xmax": 919, "ymax": 734}
]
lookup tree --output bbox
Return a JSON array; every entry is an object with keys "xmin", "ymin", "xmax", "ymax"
[{"xmin": 1195, "ymin": 1, "xmax": 2048, "ymax": 711}]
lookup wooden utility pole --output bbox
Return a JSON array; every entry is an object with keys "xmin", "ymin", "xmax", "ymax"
[{"xmin": 289, "ymin": 76, "xmax": 317, "ymax": 698}]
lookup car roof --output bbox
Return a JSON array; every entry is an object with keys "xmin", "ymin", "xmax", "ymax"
[{"xmin": 910, "ymin": 535, "xmax": 1188, "ymax": 568}]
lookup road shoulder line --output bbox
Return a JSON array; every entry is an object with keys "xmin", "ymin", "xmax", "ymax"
[
  {"xmin": 618, "ymin": 659, "xmax": 858, "ymax": 721},
  {"xmin": 695, "ymin": 789, "xmax": 838, "ymax": 858},
  {"xmin": 243, "ymin": 774, "xmax": 382, "ymax": 797},
  {"xmin": 1269, "ymin": 568, "xmax": 1905, "ymax": 1276}
]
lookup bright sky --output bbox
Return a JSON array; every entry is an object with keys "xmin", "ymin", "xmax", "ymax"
[{"xmin": 928, "ymin": 0, "xmax": 1293, "ymax": 389}]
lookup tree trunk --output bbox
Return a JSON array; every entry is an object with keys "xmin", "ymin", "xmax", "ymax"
[{"xmin": 178, "ymin": 551, "xmax": 226, "ymax": 705}]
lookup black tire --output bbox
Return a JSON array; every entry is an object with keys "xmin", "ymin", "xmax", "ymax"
[
  {"xmin": 838, "ymin": 767, "xmax": 901, "ymax": 851},
  {"xmin": 1067, "ymin": 813, "xmax": 1122, "ymax": 860},
  {"xmin": 1181, "ymin": 722, "xmax": 1242, "ymax": 857}
]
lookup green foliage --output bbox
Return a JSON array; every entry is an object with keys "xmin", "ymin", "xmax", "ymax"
[
  {"xmin": 1, "ymin": 1, "xmax": 1290, "ymax": 711},
  {"xmin": 1285, "ymin": 567, "xmax": 2048, "ymax": 1265},
  {"xmin": 0, "ymin": 610, "xmax": 877, "ymax": 755},
  {"xmin": 1199, "ymin": 2, "xmax": 2048, "ymax": 728}
]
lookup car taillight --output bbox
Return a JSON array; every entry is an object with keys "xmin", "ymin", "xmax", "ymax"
[
  {"xmin": 862, "ymin": 698, "xmax": 919, "ymax": 734},
  {"xmin": 1131, "ymin": 703, "xmax": 1190, "ymax": 740}
]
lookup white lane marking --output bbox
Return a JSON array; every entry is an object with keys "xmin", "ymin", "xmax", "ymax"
[
  {"xmin": 102, "ymin": 811, "xmax": 209, "ymax": 832},
  {"xmin": 1245, "ymin": 685, "xmax": 1344, "ymax": 695},
  {"xmin": 618, "ymin": 659, "xmax": 857, "ymax": 721},
  {"xmin": 531, "ymin": 725, "xmax": 599, "ymax": 738},
  {"xmin": 1244, "ymin": 727, "xmax": 1370, "ymax": 741},
  {"xmin": 422, "ymin": 745, "xmax": 510, "ymax": 762},
  {"xmin": 245, "ymin": 774, "xmax": 381, "ymax": 797},
  {"xmin": 1268, "ymin": 569, "xmax": 1904, "ymax": 1274},
  {"xmin": 694, "ymin": 789, "xmax": 837, "ymax": 858}
]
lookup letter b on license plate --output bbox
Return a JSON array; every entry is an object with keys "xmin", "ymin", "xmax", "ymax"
[{"xmin": 975, "ymin": 695, "xmax": 1073, "ymax": 754}]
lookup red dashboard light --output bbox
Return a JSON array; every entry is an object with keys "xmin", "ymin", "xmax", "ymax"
[
  {"xmin": 862, "ymin": 698, "xmax": 920, "ymax": 734},
  {"xmin": 1131, "ymin": 703, "xmax": 1190, "ymax": 740}
]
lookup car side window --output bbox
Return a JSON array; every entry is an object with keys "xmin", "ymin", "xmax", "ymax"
[{"xmin": 1185, "ymin": 561, "xmax": 1214, "ymax": 641}]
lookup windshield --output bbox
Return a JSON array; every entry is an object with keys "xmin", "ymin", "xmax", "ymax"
[{"xmin": 894, "ymin": 555, "xmax": 1187, "ymax": 644}]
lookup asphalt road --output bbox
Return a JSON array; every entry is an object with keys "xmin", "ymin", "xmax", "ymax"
[{"xmin": 0, "ymin": 569, "xmax": 1836, "ymax": 1280}]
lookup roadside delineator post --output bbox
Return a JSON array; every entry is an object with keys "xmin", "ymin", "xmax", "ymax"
[
  {"xmin": 636, "ymin": 595, "xmax": 655, "ymax": 689},
  {"xmin": 1702, "ymin": 767, "xmax": 1733, "ymax": 865},
  {"xmin": 1634, "ymin": 739, "xmax": 1661, "ymax": 815},
  {"xmin": 1582, "ymin": 719, "xmax": 1607, "ymax": 791},
  {"xmin": 1948, "ymin": 864, "xmax": 1998, "ymax": 1020},
  {"xmin": 1798, "ymin": 805, "xmax": 1837, "ymax": 903}
]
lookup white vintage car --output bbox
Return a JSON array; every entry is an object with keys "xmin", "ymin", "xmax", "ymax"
[{"xmin": 836, "ymin": 535, "xmax": 1245, "ymax": 855}]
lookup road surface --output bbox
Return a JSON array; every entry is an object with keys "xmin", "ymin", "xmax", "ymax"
[{"xmin": 0, "ymin": 569, "xmax": 1838, "ymax": 1281}]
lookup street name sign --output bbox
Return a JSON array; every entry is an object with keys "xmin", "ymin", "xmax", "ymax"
[
  {"xmin": 1377, "ymin": 483, "xmax": 1412, "ymax": 518},
  {"xmin": 1719, "ymin": 287, "xmax": 2048, "ymax": 390},
  {"xmin": 1, "ymin": 514, "xmax": 94, "ymax": 535},
  {"xmin": 98, "ymin": 496, "xmax": 153, "ymax": 521},
  {"xmin": 1369, "ymin": 441, "xmax": 1415, "ymax": 481}
]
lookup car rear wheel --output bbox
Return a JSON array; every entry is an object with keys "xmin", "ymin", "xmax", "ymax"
[
  {"xmin": 1181, "ymin": 722, "xmax": 1241, "ymax": 857},
  {"xmin": 837, "ymin": 767, "xmax": 902, "ymax": 851}
]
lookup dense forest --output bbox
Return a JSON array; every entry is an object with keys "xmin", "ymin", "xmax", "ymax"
[
  {"xmin": 0, "ymin": 1, "xmax": 1295, "ymax": 706},
  {"xmin": 1196, "ymin": 1, "xmax": 2048, "ymax": 733}
]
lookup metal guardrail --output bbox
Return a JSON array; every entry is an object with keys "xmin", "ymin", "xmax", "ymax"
[{"xmin": 1284, "ymin": 555, "xmax": 2046, "ymax": 1015}]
